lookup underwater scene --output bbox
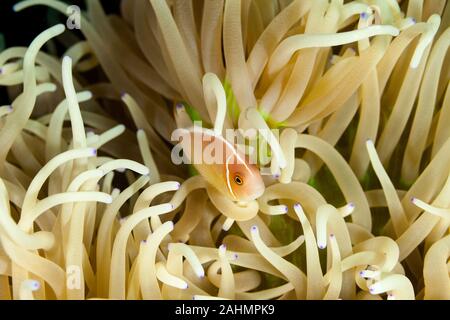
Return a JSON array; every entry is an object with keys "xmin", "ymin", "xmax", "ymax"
[{"xmin": 0, "ymin": 0, "xmax": 449, "ymax": 300}]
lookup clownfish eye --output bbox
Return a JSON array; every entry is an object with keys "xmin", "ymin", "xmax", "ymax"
[{"xmin": 234, "ymin": 174, "xmax": 243, "ymax": 185}]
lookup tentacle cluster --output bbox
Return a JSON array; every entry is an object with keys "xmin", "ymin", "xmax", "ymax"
[{"xmin": 0, "ymin": 0, "xmax": 448, "ymax": 300}]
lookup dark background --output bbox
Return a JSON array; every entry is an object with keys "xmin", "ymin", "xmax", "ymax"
[
  {"xmin": 0, "ymin": 0, "xmax": 121, "ymax": 47},
  {"xmin": 0, "ymin": 0, "xmax": 121, "ymax": 106}
]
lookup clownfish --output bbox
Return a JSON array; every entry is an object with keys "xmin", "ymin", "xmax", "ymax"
[{"xmin": 176, "ymin": 127, "xmax": 265, "ymax": 202}]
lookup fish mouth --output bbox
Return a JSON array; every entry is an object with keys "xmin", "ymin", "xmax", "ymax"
[
  {"xmin": 252, "ymin": 184, "xmax": 266, "ymax": 200},
  {"xmin": 236, "ymin": 184, "xmax": 266, "ymax": 202}
]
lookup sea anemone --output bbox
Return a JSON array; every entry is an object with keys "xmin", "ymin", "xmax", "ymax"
[{"xmin": 0, "ymin": 0, "xmax": 449, "ymax": 300}]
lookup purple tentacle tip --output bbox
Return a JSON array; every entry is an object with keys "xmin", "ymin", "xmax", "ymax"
[
  {"xmin": 120, "ymin": 91, "xmax": 127, "ymax": 98},
  {"xmin": 176, "ymin": 103, "xmax": 184, "ymax": 109},
  {"xmin": 251, "ymin": 225, "xmax": 258, "ymax": 232},
  {"xmin": 360, "ymin": 12, "xmax": 368, "ymax": 19}
]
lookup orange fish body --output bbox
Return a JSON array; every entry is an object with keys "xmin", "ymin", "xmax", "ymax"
[{"xmin": 178, "ymin": 127, "xmax": 265, "ymax": 202}]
